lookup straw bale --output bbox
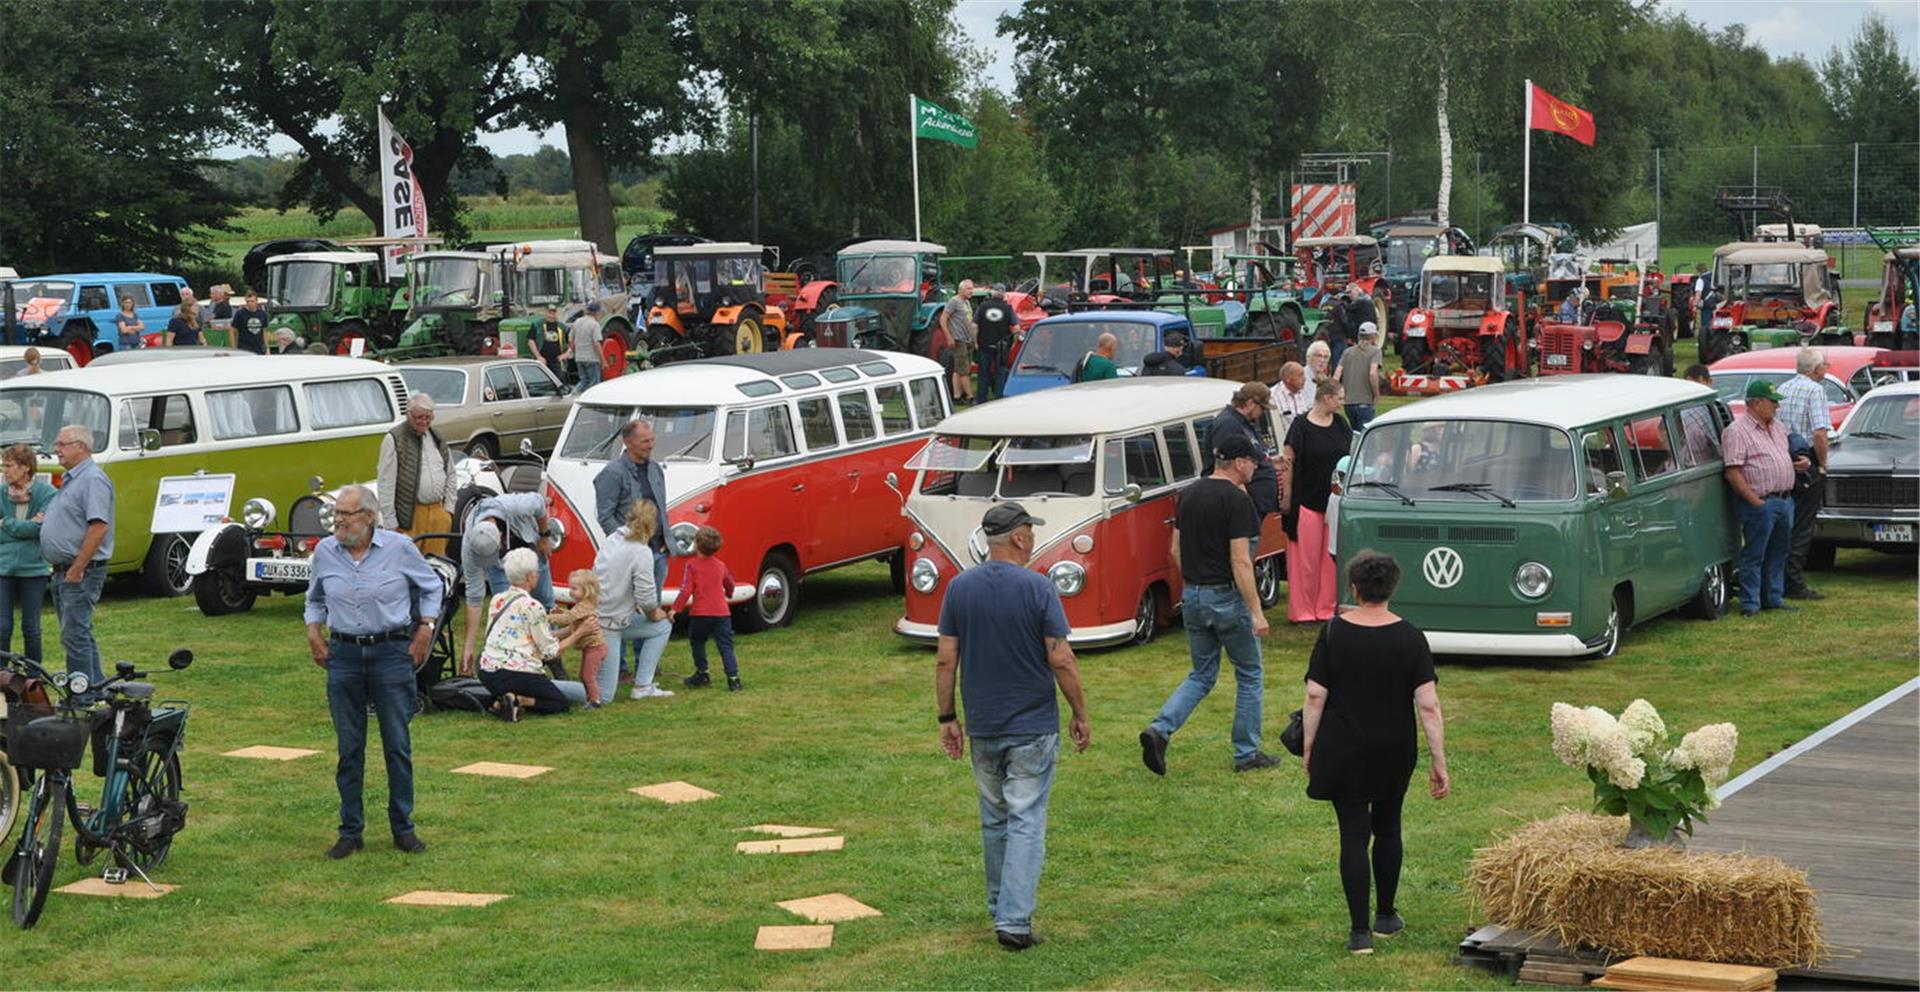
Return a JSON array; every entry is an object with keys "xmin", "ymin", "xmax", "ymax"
[{"xmin": 1468, "ymin": 813, "xmax": 1824, "ymax": 969}]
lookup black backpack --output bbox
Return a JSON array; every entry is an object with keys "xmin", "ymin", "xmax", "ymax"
[{"xmin": 426, "ymin": 677, "xmax": 494, "ymax": 713}]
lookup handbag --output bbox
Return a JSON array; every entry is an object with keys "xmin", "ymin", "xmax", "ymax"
[{"xmin": 1281, "ymin": 618, "xmax": 1333, "ymax": 757}]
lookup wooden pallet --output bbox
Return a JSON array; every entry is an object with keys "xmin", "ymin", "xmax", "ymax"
[{"xmin": 1460, "ymin": 925, "xmax": 1615, "ymax": 987}]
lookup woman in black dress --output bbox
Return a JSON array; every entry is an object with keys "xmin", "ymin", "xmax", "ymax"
[
  {"xmin": 1282, "ymin": 376, "xmax": 1352, "ymax": 623},
  {"xmin": 1301, "ymin": 550, "xmax": 1450, "ymax": 955}
]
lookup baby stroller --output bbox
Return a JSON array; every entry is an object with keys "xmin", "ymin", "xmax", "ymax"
[{"xmin": 410, "ymin": 533, "xmax": 491, "ymax": 713}]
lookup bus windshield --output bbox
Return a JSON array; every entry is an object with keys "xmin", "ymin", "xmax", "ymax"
[
  {"xmin": 916, "ymin": 435, "xmax": 1097, "ymax": 498},
  {"xmin": 560, "ymin": 405, "xmax": 716, "ymax": 462},
  {"xmin": 0, "ymin": 388, "xmax": 112, "ymax": 455},
  {"xmin": 1350, "ymin": 420, "xmax": 1577, "ymax": 502}
]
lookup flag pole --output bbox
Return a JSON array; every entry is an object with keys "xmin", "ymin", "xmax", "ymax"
[
  {"xmin": 1522, "ymin": 79, "xmax": 1532, "ymax": 226},
  {"xmin": 910, "ymin": 94, "xmax": 922, "ymax": 241}
]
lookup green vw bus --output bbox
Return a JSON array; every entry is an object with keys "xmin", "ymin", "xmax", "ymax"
[
  {"xmin": 1336, "ymin": 376, "xmax": 1738, "ymax": 658},
  {"xmin": 0, "ymin": 355, "xmax": 408, "ymax": 596}
]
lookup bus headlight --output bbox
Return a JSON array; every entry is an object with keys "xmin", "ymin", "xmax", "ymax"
[
  {"xmin": 910, "ymin": 556, "xmax": 940, "ymax": 594},
  {"xmin": 668, "ymin": 522, "xmax": 699, "ymax": 556},
  {"xmin": 1514, "ymin": 561, "xmax": 1553, "ymax": 599},
  {"xmin": 1047, "ymin": 561, "xmax": 1086, "ymax": 596},
  {"xmin": 241, "ymin": 498, "xmax": 276, "ymax": 530}
]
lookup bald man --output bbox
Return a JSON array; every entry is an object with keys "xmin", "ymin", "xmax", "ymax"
[
  {"xmin": 942, "ymin": 279, "xmax": 978, "ymax": 404},
  {"xmin": 1077, "ymin": 332, "xmax": 1120, "ymax": 382}
]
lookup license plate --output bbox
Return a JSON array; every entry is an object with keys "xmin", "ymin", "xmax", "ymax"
[
  {"xmin": 249, "ymin": 557, "xmax": 312, "ymax": 582},
  {"xmin": 1712, "ymin": 317, "xmax": 1733, "ymax": 329},
  {"xmin": 1872, "ymin": 524, "xmax": 1913, "ymax": 543},
  {"xmin": 1545, "ymin": 353, "xmax": 1570, "ymax": 367}
]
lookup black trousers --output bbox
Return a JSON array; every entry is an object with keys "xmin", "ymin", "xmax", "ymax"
[
  {"xmin": 1332, "ymin": 792, "xmax": 1405, "ymax": 932},
  {"xmin": 478, "ymin": 668, "xmax": 571, "ymax": 715},
  {"xmin": 689, "ymin": 615, "xmax": 738, "ymax": 678},
  {"xmin": 1785, "ymin": 472, "xmax": 1824, "ymax": 593}
]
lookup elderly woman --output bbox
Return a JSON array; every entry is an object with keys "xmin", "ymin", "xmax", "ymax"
[
  {"xmin": 594, "ymin": 499, "xmax": 674, "ymax": 701},
  {"xmin": 0, "ymin": 444, "xmax": 55, "ymax": 660},
  {"xmin": 1305, "ymin": 338, "xmax": 1332, "ymax": 380},
  {"xmin": 1282, "ymin": 375, "xmax": 1351, "ymax": 623},
  {"xmin": 479, "ymin": 548, "xmax": 595, "ymax": 721},
  {"xmin": 1301, "ymin": 550, "xmax": 1449, "ymax": 956}
]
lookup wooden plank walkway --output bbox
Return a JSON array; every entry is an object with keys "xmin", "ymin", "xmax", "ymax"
[{"xmin": 1689, "ymin": 678, "xmax": 1919, "ymax": 989}]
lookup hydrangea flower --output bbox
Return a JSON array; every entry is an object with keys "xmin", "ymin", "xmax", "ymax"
[
  {"xmin": 1670, "ymin": 722, "xmax": 1739, "ymax": 784},
  {"xmin": 1619, "ymin": 698, "xmax": 1667, "ymax": 756},
  {"xmin": 1549, "ymin": 702, "xmax": 1590, "ymax": 767}
]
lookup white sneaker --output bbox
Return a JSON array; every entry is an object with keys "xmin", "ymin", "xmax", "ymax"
[{"xmin": 631, "ymin": 684, "xmax": 675, "ymax": 699}]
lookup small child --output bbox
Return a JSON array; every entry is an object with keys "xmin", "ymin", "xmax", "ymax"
[
  {"xmin": 673, "ymin": 526, "xmax": 742, "ymax": 691},
  {"xmin": 549, "ymin": 570, "xmax": 610, "ymax": 707}
]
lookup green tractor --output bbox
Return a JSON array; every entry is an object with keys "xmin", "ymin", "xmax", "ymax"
[
  {"xmin": 491, "ymin": 239, "xmax": 634, "ymax": 371},
  {"xmin": 396, "ymin": 248, "xmax": 515, "ymax": 355},
  {"xmin": 1225, "ymin": 253, "xmax": 1320, "ymax": 345},
  {"xmin": 809, "ymin": 240, "xmax": 949, "ymax": 351},
  {"xmin": 261, "ymin": 251, "xmax": 408, "ymax": 354}
]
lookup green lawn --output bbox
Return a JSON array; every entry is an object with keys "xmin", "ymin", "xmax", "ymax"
[{"xmin": 2, "ymin": 539, "xmax": 1912, "ymax": 988}]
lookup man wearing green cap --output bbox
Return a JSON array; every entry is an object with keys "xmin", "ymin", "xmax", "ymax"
[{"xmin": 1721, "ymin": 380, "xmax": 1806, "ymax": 616}]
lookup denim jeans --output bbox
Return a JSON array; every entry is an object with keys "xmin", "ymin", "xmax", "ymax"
[
  {"xmin": 1736, "ymin": 495, "xmax": 1793, "ymax": 612},
  {"xmin": 1151, "ymin": 583, "xmax": 1264, "ymax": 763},
  {"xmin": 50, "ymin": 562, "xmax": 106, "ymax": 686},
  {"xmin": 1343, "ymin": 403, "xmax": 1375, "ymax": 430},
  {"xmin": 324, "ymin": 640, "xmax": 417, "ymax": 839},
  {"xmin": 617, "ymin": 552, "xmax": 672, "ymax": 678},
  {"xmin": 978, "ymin": 344, "xmax": 1007, "ymax": 401},
  {"xmin": 689, "ymin": 615, "xmax": 738, "ymax": 678},
  {"xmin": 483, "ymin": 558, "xmax": 554, "ymax": 610},
  {"xmin": 577, "ymin": 361, "xmax": 603, "ymax": 389},
  {"xmin": 1328, "ymin": 338, "xmax": 1348, "ymax": 374},
  {"xmin": 614, "ymin": 615, "xmax": 672, "ymax": 696},
  {"xmin": 0, "ymin": 573, "xmax": 49, "ymax": 662},
  {"xmin": 970, "ymin": 733, "xmax": 1058, "ymax": 936}
]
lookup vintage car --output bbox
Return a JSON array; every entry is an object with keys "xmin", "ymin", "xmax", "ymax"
[
  {"xmin": 894, "ymin": 377, "xmax": 1288, "ymax": 649},
  {"xmin": 1706, "ymin": 346, "xmax": 1918, "ymax": 429},
  {"xmin": 395, "ymin": 356, "xmax": 575, "ymax": 459},
  {"xmin": 544, "ymin": 349, "xmax": 949, "ymax": 631},
  {"xmin": 1811, "ymin": 380, "xmax": 1918, "ymax": 567},
  {"xmin": 1338, "ymin": 375, "xmax": 1737, "ymax": 658},
  {"xmin": 3, "ymin": 272, "xmax": 190, "ymax": 362},
  {"xmin": 0, "ymin": 346, "xmax": 76, "ymax": 378},
  {"xmin": 0, "ymin": 355, "xmax": 407, "ymax": 596}
]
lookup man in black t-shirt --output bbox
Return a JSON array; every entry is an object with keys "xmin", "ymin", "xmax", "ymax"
[
  {"xmin": 535, "ymin": 305, "xmax": 567, "ymax": 379},
  {"xmin": 1140, "ymin": 433, "xmax": 1279, "ymax": 776},
  {"xmin": 1204, "ymin": 382, "xmax": 1279, "ymax": 556},
  {"xmin": 974, "ymin": 287, "xmax": 1014, "ymax": 401}
]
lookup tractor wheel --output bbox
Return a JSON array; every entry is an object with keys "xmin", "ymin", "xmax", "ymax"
[
  {"xmin": 325, "ymin": 319, "xmax": 369, "ymax": 356},
  {"xmin": 1402, "ymin": 338, "xmax": 1430, "ymax": 374},
  {"xmin": 1276, "ymin": 307, "xmax": 1303, "ymax": 342},
  {"xmin": 59, "ymin": 325, "xmax": 95, "ymax": 366},
  {"xmin": 731, "ymin": 316, "xmax": 765, "ymax": 355},
  {"xmin": 601, "ymin": 323, "xmax": 631, "ymax": 377},
  {"xmin": 1372, "ymin": 293, "xmax": 1391, "ymax": 335},
  {"xmin": 1479, "ymin": 332, "xmax": 1507, "ymax": 380}
]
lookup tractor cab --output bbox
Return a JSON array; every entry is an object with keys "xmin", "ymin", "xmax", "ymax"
[
  {"xmin": 1225, "ymin": 254, "xmax": 1317, "ymax": 342},
  {"xmin": 491, "ymin": 239, "xmax": 633, "ymax": 369},
  {"xmin": 1709, "ymin": 244, "xmax": 1843, "ymax": 354},
  {"xmin": 643, "ymin": 242, "xmax": 788, "ymax": 360},
  {"xmin": 1485, "ymin": 222, "xmax": 1572, "ymax": 299},
  {"xmin": 1754, "ymin": 222, "xmax": 1825, "ymax": 250},
  {"xmin": 1393, "ymin": 255, "xmax": 1524, "ymax": 393},
  {"xmin": 1293, "ymin": 235, "xmax": 1382, "ymax": 307},
  {"xmin": 1864, "ymin": 229, "xmax": 1920, "ymax": 350},
  {"xmin": 811, "ymin": 239, "xmax": 947, "ymax": 351},
  {"xmin": 1378, "ymin": 223, "xmax": 1474, "ymax": 338},
  {"xmin": 1074, "ymin": 248, "xmax": 1176, "ymax": 302},
  {"xmin": 400, "ymin": 250, "xmax": 512, "ymax": 356},
  {"xmin": 262, "ymin": 251, "xmax": 405, "ymax": 354}
]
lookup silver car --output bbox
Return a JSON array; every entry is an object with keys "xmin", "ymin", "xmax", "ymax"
[{"xmin": 396, "ymin": 356, "xmax": 574, "ymax": 458}]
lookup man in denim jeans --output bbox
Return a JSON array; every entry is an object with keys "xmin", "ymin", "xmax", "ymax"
[
  {"xmin": 935, "ymin": 501, "xmax": 1091, "ymax": 951},
  {"xmin": 40, "ymin": 424, "xmax": 113, "ymax": 690},
  {"xmin": 1141, "ymin": 432, "xmax": 1279, "ymax": 774}
]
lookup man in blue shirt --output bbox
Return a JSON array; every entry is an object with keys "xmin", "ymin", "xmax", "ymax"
[
  {"xmin": 935, "ymin": 501, "xmax": 1090, "ymax": 951},
  {"xmin": 40, "ymin": 424, "xmax": 114, "ymax": 688},
  {"xmin": 304, "ymin": 485, "xmax": 442, "ymax": 860}
]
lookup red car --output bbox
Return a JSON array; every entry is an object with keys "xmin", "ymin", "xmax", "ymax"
[{"xmin": 1708, "ymin": 346, "xmax": 1920, "ymax": 427}]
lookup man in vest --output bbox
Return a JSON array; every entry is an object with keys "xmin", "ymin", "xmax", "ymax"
[{"xmin": 376, "ymin": 393, "xmax": 457, "ymax": 557}]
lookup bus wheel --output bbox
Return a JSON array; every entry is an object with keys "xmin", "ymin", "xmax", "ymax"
[
  {"xmin": 1594, "ymin": 590, "xmax": 1626, "ymax": 659},
  {"xmin": 1254, "ymin": 554, "xmax": 1281, "ymax": 608},
  {"xmin": 1679, "ymin": 563, "xmax": 1727, "ymax": 620},
  {"xmin": 733, "ymin": 551, "xmax": 798, "ymax": 632},
  {"xmin": 1129, "ymin": 586, "xmax": 1159, "ymax": 645}
]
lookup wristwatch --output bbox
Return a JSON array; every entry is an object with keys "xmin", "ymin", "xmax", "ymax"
[{"xmin": 937, "ymin": 712, "xmax": 957, "ymax": 725}]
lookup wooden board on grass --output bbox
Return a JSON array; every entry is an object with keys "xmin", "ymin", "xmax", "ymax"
[
  {"xmin": 386, "ymin": 890, "xmax": 512, "ymax": 908},
  {"xmin": 736, "ymin": 836, "xmax": 844, "ymax": 855},
  {"xmin": 629, "ymin": 781, "xmax": 719, "ymax": 804},
  {"xmin": 450, "ymin": 761, "xmax": 552, "ymax": 779},
  {"xmin": 755, "ymin": 925, "xmax": 834, "ymax": 951},
  {"xmin": 223, "ymin": 745, "xmax": 320, "ymax": 760},
  {"xmin": 56, "ymin": 878, "xmax": 174, "ymax": 899},
  {"xmin": 1601, "ymin": 957, "xmax": 1776, "ymax": 990},
  {"xmin": 776, "ymin": 892, "xmax": 881, "ymax": 923}
]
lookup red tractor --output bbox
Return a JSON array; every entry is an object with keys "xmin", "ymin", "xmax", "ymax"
[{"xmin": 1389, "ymin": 255, "xmax": 1529, "ymax": 395}]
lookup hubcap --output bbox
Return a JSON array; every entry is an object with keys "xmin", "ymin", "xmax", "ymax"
[
  {"xmin": 164, "ymin": 537, "xmax": 190, "ymax": 591},
  {"xmin": 1255, "ymin": 558, "xmax": 1278, "ymax": 604},
  {"xmin": 735, "ymin": 322, "xmax": 761, "ymax": 354},
  {"xmin": 1133, "ymin": 590, "xmax": 1154, "ymax": 641},
  {"xmin": 1705, "ymin": 566, "xmax": 1725, "ymax": 609},
  {"xmin": 757, "ymin": 570, "xmax": 787, "ymax": 623},
  {"xmin": 1604, "ymin": 602, "xmax": 1622, "ymax": 654}
]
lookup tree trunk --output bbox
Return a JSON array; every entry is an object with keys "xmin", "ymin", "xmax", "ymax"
[
  {"xmin": 1435, "ymin": 58, "xmax": 1453, "ymax": 228},
  {"xmin": 557, "ymin": 49, "xmax": 618, "ymax": 253}
]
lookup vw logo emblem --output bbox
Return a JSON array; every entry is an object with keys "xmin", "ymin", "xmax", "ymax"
[
  {"xmin": 966, "ymin": 526, "xmax": 989, "ymax": 564},
  {"xmin": 1422, "ymin": 546, "xmax": 1464, "ymax": 589}
]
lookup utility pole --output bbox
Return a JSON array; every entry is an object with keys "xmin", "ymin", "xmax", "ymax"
[{"xmin": 750, "ymin": 97, "xmax": 760, "ymax": 244}]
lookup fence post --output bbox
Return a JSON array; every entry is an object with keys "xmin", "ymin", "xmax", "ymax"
[
  {"xmin": 1852, "ymin": 142, "xmax": 1860, "ymax": 229},
  {"xmin": 1751, "ymin": 145, "xmax": 1758, "ymax": 187},
  {"xmin": 1475, "ymin": 151, "xmax": 1483, "ymax": 242}
]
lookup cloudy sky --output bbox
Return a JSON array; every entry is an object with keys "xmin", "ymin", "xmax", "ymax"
[{"xmin": 227, "ymin": 0, "xmax": 1917, "ymax": 159}]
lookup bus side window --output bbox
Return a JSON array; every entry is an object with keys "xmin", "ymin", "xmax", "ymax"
[
  {"xmin": 1582, "ymin": 428, "xmax": 1622, "ymax": 494},
  {"xmin": 1675, "ymin": 402, "xmax": 1721, "ymax": 468}
]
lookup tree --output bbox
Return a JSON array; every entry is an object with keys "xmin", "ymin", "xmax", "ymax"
[
  {"xmin": 0, "ymin": 0, "xmax": 235, "ymax": 272},
  {"xmin": 1820, "ymin": 12, "xmax": 1920, "ymax": 143},
  {"xmin": 921, "ymin": 91, "xmax": 1065, "ymax": 256}
]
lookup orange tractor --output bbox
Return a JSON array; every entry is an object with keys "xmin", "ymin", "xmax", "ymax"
[{"xmin": 642, "ymin": 243, "xmax": 791, "ymax": 362}]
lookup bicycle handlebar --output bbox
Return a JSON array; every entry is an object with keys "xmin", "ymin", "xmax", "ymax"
[{"xmin": 0, "ymin": 648, "xmax": 194, "ymax": 703}]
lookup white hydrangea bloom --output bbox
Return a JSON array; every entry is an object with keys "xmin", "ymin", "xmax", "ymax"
[
  {"xmin": 1590, "ymin": 726, "xmax": 1645, "ymax": 789},
  {"xmin": 1619, "ymin": 698, "xmax": 1666, "ymax": 756},
  {"xmin": 1672, "ymin": 723, "xmax": 1739, "ymax": 783},
  {"xmin": 1550, "ymin": 702, "xmax": 1590, "ymax": 767}
]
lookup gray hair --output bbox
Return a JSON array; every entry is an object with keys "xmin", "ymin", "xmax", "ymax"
[
  {"xmin": 336, "ymin": 484, "xmax": 376, "ymax": 511},
  {"xmin": 985, "ymin": 530, "xmax": 1016, "ymax": 547},
  {"xmin": 1795, "ymin": 346, "xmax": 1825, "ymax": 376},
  {"xmin": 619, "ymin": 418, "xmax": 653, "ymax": 441},
  {"xmin": 56, "ymin": 424, "xmax": 93, "ymax": 453},
  {"xmin": 408, "ymin": 392, "xmax": 435, "ymax": 412},
  {"xmin": 502, "ymin": 546, "xmax": 540, "ymax": 586}
]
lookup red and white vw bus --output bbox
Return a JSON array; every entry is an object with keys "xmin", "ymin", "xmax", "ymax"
[
  {"xmin": 894, "ymin": 378, "xmax": 1288, "ymax": 648},
  {"xmin": 545, "ymin": 350, "xmax": 948, "ymax": 630}
]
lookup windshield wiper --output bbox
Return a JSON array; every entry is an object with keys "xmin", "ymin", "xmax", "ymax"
[
  {"xmin": 665, "ymin": 433, "xmax": 709, "ymax": 460},
  {"xmin": 843, "ymin": 256, "xmax": 875, "ymax": 291},
  {"xmin": 1349, "ymin": 480, "xmax": 1415, "ymax": 506},
  {"xmin": 0, "ymin": 436, "xmax": 45, "ymax": 454},
  {"xmin": 1847, "ymin": 429, "xmax": 1907, "ymax": 440},
  {"xmin": 1428, "ymin": 481, "xmax": 1517, "ymax": 508}
]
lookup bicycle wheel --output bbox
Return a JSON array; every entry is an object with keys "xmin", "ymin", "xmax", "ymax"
[
  {"xmin": 114, "ymin": 750, "xmax": 182, "ymax": 872},
  {"xmin": 0, "ymin": 752, "xmax": 18, "ymax": 845},
  {"xmin": 12, "ymin": 773, "xmax": 66, "ymax": 929}
]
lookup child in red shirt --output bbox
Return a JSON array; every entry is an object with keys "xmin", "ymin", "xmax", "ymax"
[{"xmin": 672, "ymin": 526, "xmax": 742, "ymax": 691}]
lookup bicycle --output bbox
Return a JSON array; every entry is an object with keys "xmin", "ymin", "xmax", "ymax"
[{"xmin": 1, "ymin": 649, "xmax": 193, "ymax": 929}]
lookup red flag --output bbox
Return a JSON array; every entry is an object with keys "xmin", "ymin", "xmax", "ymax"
[{"xmin": 1529, "ymin": 83, "xmax": 1595, "ymax": 146}]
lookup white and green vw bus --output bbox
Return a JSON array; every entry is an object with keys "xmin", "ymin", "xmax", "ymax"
[
  {"xmin": 1336, "ymin": 375, "xmax": 1738, "ymax": 658},
  {"xmin": 0, "ymin": 355, "xmax": 408, "ymax": 596}
]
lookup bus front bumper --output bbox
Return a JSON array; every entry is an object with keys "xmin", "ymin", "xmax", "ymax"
[
  {"xmin": 1422, "ymin": 630, "xmax": 1597, "ymax": 658},
  {"xmin": 895, "ymin": 618, "xmax": 1138, "ymax": 649}
]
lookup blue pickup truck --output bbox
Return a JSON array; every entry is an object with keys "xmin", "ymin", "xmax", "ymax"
[{"xmin": 1002, "ymin": 311, "xmax": 1287, "ymax": 398}]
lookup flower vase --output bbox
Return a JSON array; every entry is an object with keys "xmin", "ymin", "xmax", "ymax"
[{"xmin": 1622, "ymin": 818, "xmax": 1686, "ymax": 850}]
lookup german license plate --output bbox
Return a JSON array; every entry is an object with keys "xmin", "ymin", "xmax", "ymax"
[
  {"xmin": 1545, "ymin": 353, "xmax": 1570, "ymax": 367},
  {"xmin": 1872, "ymin": 523, "xmax": 1913, "ymax": 543},
  {"xmin": 249, "ymin": 557, "xmax": 312, "ymax": 583}
]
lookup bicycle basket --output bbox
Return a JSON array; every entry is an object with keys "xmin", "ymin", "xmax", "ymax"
[{"xmin": 5, "ymin": 702, "xmax": 90, "ymax": 770}]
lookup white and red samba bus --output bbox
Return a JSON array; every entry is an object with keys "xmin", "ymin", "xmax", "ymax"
[
  {"xmin": 894, "ymin": 378, "xmax": 1287, "ymax": 648},
  {"xmin": 544, "ymin": 350, "xmax": 949, "ymax": 630}
]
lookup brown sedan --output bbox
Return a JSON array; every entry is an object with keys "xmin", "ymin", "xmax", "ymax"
[{"xmin": 396, "ymin": 356, "xmax": 574, "ymax": 458}]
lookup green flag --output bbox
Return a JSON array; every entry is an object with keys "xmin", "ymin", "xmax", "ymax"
[{"xmin": 913, "ymin": 96, "xmax": 977, "ymax": 149}]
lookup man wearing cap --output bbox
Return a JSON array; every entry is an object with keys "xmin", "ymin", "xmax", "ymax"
[
  {"xmin": 1205, "ymin": 382, "xmax": 1279, "ymax": 556},
  {"xmin": 975, "ymin": 285, "xmax": 1015, "ymax": 401},
  {"xmin": 571, "ymin": 302, "xmax": 605, "ymax": 389},
  {"xmin": 458, "ymin": 491, "xmax": 558, "ymax": 673},
  {"xmin": 934, "ymin": 501, "xmax": 1090, "ymax": 951},
  {"xmin": 1776, "ymin": 347, "xmax": 1830, "ymax": 601},
  {"xmin": 1141, "ymin": 432, "xmax": 1277, "ymax": 775},
  {"xmin": 1141, "ymin": 332, "xmax": 1191, "ymax": 377},
  {"xmin": 1722, "ymin": 380, "xmax": 1808, "ymax": 616},
  {"xmin": 1333, "ymin": 322, "xmax": 1384, "ymax": 428}
]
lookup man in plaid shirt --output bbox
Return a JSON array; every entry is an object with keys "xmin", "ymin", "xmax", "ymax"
[
  {"xmin": 1723, "ymin": 380, "xmax": 1811, "ymax": 616},
  {"xmin": 1776, "ymin": 348, "xmax": 1830, "ymax": 601}
]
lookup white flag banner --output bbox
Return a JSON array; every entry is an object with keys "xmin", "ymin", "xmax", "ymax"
[{"xmin": 377, "ymin": 106, "xmax": 429, "ymax": 277}]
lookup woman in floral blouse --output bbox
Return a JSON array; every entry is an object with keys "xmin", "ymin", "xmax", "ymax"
[{"xmin": 481, "ymin": 547, "xmax": 596, "ymax": 721}]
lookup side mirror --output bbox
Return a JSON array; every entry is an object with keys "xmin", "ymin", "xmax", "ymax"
[
  {"xmin": 1605, "ymin": 470, "xmax": 1629, "ymax": 500},
  {"xmin": 116, "ymin": 660, "xmax": 136, "ymax": 677},
  {"xmin": 1122, "ymin": 482, "xmax": 1143, "ymax": 503},
  {"xmin": 139, "ymin": 428, "xmax": 162, "ymax": 452},
  {"xmin": 168, "ymin": 648, "xmax": 194, "ymax": 670}
]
